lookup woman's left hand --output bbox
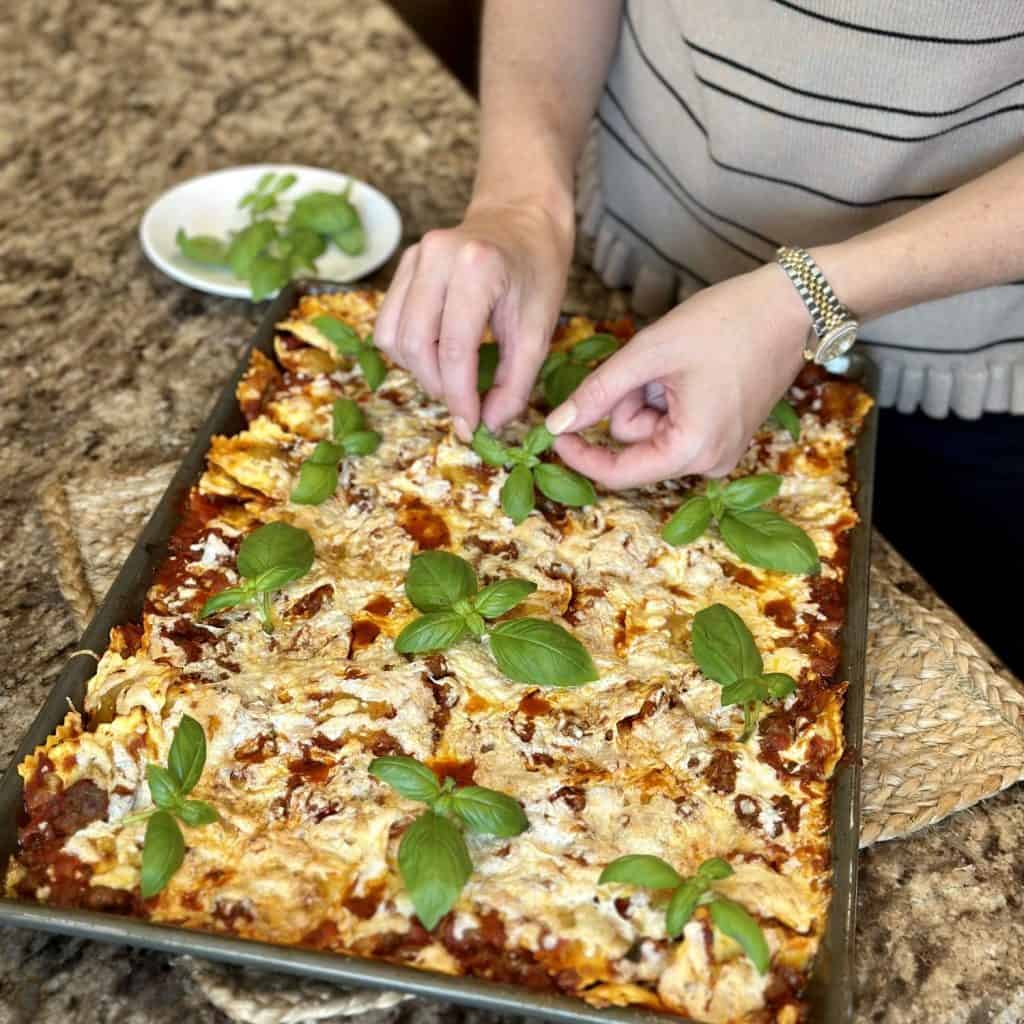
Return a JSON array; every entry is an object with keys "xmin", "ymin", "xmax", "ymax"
[{"xmin": 546, "ymin": 264, "xmax": 810, "ymax": 488}]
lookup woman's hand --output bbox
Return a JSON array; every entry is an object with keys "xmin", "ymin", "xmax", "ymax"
[
  {"xmin": 374, "ymin": 200, "xmax": 574, "ymax": 441},
  {"xmin": 546, "ymin": 265, "xmax": 810, "ymax": 488}
]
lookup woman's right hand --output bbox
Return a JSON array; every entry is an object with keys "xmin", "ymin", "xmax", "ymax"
[{"xmin": 374, "ymin": 199, "xmax": 574, "ymax": 442}]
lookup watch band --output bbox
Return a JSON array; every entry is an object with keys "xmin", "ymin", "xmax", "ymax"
[{"xmin": 775, "ymin": 246, "xmax": 859, "ymax": 364}]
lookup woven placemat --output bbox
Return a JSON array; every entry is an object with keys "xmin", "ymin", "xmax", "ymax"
[{"xmin": 33, "ymin": 463, "xmax": 1024, "ymax": 1022}]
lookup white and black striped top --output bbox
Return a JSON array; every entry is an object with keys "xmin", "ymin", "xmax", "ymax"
[{"xmin": 578, "ymin": 0, "xmax": 1024, "ymax": 416}]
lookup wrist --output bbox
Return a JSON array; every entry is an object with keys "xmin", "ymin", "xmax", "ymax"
[{"xmin": 467, "ymin": 181, "xmax": 576, "ymax": 252}]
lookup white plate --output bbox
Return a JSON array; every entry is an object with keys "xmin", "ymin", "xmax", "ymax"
[{"xmin": 139, "ymin": 164, "xmax": 402, "ymax": 299}]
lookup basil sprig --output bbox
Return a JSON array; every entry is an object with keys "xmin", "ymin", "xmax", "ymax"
[
  {"xmin": 200, "ymin": 521, "xmax": 315, "ymax": 632},
  {"xmin": 175, "ymin": 230, "xmax": 229, "ymax": 267},
  {"xmin": 312, "ymin": 315, "xmax": 387, "ymax": 391},
  {"xmin": 176, "ymin": 179, "xmax": 364, "ymax": 300},
  {"xmin": 662, "ymin": 474, "xmax": 819, "ymax": 575},
  {"xmin": 599, "ymin": 854, "xmax": 769, "ymax": 974},
  {"xmin": 239, "ymin": 171, "xmax": 297, "ymax": 217},
  {"xmin": 120, "ymin": 716, "xmax": 218, "ymax": 899},
  {"xmin": 767, "ymin": 399, "xmax": 801, "ymax": 442},
  {"xmin": 539, "ymin": 333, "xmax": 619, "ymax": 408},
  {"xmin": 289, "ymin": 185, "xmax": 365, "ymax": 256},
  {"xmin": 692, "ymin": 603, "xmax": 797, "ymax": 740},
  {"xmin": 395, "ymin": 551, "xmax": 598, "ymax": 687},
  {"xmin": 370, "ymin": 755, "xmax": 528, "ymax": 928},
  {"xmin": 471, "ymin": 423, "xmax": 597, "ymax": 525},
  {"xmin": 290, "ymin": 398, "xmax": 381, "ymax": 505}
]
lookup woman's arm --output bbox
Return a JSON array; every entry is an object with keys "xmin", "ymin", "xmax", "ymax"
[
  {"xmin": 375, "ymin": 0, "xmax": 622, "ymax": 439},
  {"xmin": 549, "ymin": 151, "xmax": 1024, "ymax": 488}
]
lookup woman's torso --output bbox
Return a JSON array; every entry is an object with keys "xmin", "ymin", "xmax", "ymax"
[{"xmin": 582, "ymin": 0, "xmax": 1024, "ymax": 415}]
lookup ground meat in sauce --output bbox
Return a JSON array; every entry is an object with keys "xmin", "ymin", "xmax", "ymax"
[
  {"xmin": 703, "ymin": 749, "xmax": 738, "ymax": 795},
  {"xmin": 551, "ymin": 785, "xmax": 587, "ymax": 812},
  {"xmin": 289, "ymin": 583, "xmax": 334, "ymax": 619}
]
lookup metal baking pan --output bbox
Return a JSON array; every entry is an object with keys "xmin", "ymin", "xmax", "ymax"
[{"xmin": 0, "ymin": 279, "xmax": 877, "ymax": 1023}]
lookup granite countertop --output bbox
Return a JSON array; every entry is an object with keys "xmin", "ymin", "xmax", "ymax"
[{"xmin": 1, "ymin": 2, "xmax": 1022, "ymax": 1022}]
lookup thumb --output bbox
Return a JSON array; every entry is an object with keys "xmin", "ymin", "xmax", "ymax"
[{"xmin": 544, "ymin": 337, "xmax": 657, "ymax": 435}]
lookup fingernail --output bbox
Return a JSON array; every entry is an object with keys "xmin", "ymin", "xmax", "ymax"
[
  {"xmin": 545, "ymin": 401, "xmax": 577, "ymax": 435},
  {"xmin": 453, "ymin": 416, "xmax": 472, "ymax": 442}
]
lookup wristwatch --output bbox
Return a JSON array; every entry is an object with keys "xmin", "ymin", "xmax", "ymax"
[{"xmin": 775, "ymin": 246, "xmax": 859, "ymax": 365}]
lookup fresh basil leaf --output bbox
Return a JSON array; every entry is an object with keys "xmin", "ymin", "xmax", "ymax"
[
  {"xmin": 312, "ymin": 315, "xmax": 362, "ymax": 356},
  {"xmin": 167, "ymin": 715, "xmax": 206, "ymax": 795},
  {"xmin": 719, "ymin": 679, "xmax": 762, "ymax": 707},
  {"xmin": 697, "ymin": 857, "xmax": 734, "ymax": 882},
  {"xmin": 471, "ymin": 425, "xmax": 509, "ymax": 467},
  {"xmin": 146, "ymin": 764, "xmax": 181, "ymax": 811},
  {"xmin": 175, "ymin": 229, "xmax": 229, "ymax": 267},
  {"xmin": 451, "ymin": 786, "xmax": 529, "ymax": 837},
  {"xmin": 598, "ymin": 854, "xmax": 683, "ymax": 890},
  {"xmin": 488, "ymin": 617, "xmax": 598, "ymax": 687},
  {"xmin": 405, "ymin": 551, "xmax": 478, "ymax": 612},
  {"xmin": 719, "ymin": 509, "xmax": 820, "ymax": 575},
  {"xmin": 358, "ymin": 347, "xmax": 387, "ymax": 390},
  {"xmin": 332, "ymin": 398, "xmax": 364, "ymax": 439},
  {"xmin": 248, "ymin": 564, "xmax": 313, "ymax": 593},
  {"xmin": 722, "ymin": 474, "xmax": 782, "ymax": 511},
  {"xmin": 709, "ymin": 896, "xmax": 771, "ymax": 975},
  {"xmin": 140, "ymin": 810, "xmax": 185, "ymax": 900},
  {"xmin": 569, "ymin": 333, "xmax": 618, "ymax": 363},
  {"xmin": 199, "ymin": 586, "xmax": 251, "ymax": 619},
  {"xmin": 473, "ymin": 579, "xmax": 537, "ymax": 619},
  {"xmin": 397, "ymin": 810, "xmax": 473, "ymax": 930},
  {"xmin": 332, "ymin": 220, "xmax": 366, "ymax": 256},
  {"xmin": 666, "ymin": 877, "xmax": 705, "ymax": 938},
  {"xmin": 662, "ymin": 495, "xmax": 713, "ymax": 547},
  {"xmin": 341, "ymin": 430, "xmax": 381, "ymax": 457},
  {"xmin": 543, "ymin": 362, "xmax": 589, "ymax": 409},
  {"xmin": 522, "ymin": 424, "xmax": 556, "ymax": 457},
  {"xmin": 227, "ymin": 220, "xmax": 277, "ymax": 279},
  {"xmin": 769, "ymin": 399, "xmax": 801, "ymax": 442},
  {"xmin": 177, "ymin": 800, "xmax": 219, "ymax": 827},
  {"xmin": 241, "ymin": 171, "xmax": 275, "ymax": 206},
  {"xmin": 272, "ymin": 172, "xmax": 297, "ymax": 195},
  {"xmin": 705, "ymin": 479, "xmax": 726, "ymax": 521},
  {"xmin": 533, "ymin": 464, "xmax": 596, "ymax": 508},
  {"xmin": 395, "ymin": 612, "xmax": 469, "ymax": 654},
  {"xmin": 692, "ymin": 604, "xmax": 763, "ymax": 685},
  {"xmin": 253, "ymin": 589, "xmax": 275, "ymax": 633},
  {"xmin": 237, "ymin": 522, "xmax": 315, "ymax": 582},
  {"xmin": 539, "ymin": 350, "xmax": 568, "ymax": 381},
  {"xmin": 289, "ymin": 191, "xmax": 358, "ymax": 236},
  {"xmin": 477, "ymin": 342, "xmax": 499, "ymax": 393},
  {"xmin": 282, "ymin": 226, "xmax": 326, "ymax": 275},
  {"xmin": 290, "ymin": 459, "xmax": 338, "ymax": 506},
  {"xmin": 307, "ymin": 440, "xmax": 346, "ymax": 465},
  {"xmin": 464, "ymin": 610, "xmax": 487, "ymax": 638},
  {"xmin": 369, "ymin": 755, "xmax": 442, "ymax": 804},
  {"xmin": 759, "ymin": 672, "xmax": 798, "ymax": 699},
  {"xmin": 501, "ymin": 463, "xmax": 536, "ymax": 524},
  {"xmin": 249, "ymin": 253, "xmax": 290, "ymax": 301}
]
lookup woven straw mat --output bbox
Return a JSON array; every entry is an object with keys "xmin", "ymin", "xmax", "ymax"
[{"xmin": 29, "ymin": 462, "xmax": 1024, "ymax": 1024}]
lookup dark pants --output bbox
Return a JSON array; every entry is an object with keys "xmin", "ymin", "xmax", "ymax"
[{"xmin": 873, "ymin": 408, "xmax": 1024, "ymax": 678}]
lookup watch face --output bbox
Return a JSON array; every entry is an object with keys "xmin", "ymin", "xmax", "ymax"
[{"xmin": 819, "ymin": 322, "xmax": 858, "ymax": 363}]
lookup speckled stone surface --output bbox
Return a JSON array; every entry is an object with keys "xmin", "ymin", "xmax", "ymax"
[{"xmin": 1, "ymin": 2, "xmax": 1021, "ymax": 1022}]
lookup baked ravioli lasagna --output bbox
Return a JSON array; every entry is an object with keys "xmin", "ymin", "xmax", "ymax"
[{"xmin": 5, "ymin": 290, "xmax": 871, "ymax": 1023}]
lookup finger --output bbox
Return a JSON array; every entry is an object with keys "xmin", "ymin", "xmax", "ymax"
[
  {"xmin": 545, "ymin": 333, "xmax": 662, "ymax": 436},
  {"xmin": 481, "ymin": 302, "xmax": 554, "ymax": 430},
  {"xmin": 395, "ymin": 249, "xmax": 451, "ymax": 399},
  {"xmin": 609, "ymin": 388, "xmax": 661, "ymax": 443},
  {"xmin": 438, "ymin": 244, "xmax": 505, "ymax": 440},
  {"xmin": 554, "ymin": 425, "xmax": 688, "ymax": 489},
  {"xmin": 374, "ymin": 245, "xmax": 418, "ymax": 357}
]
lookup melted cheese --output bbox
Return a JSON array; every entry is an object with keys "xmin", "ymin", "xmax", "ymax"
[{"xmin": 7, "ymin": 290, "xmax": 870, "ymax": 1024}]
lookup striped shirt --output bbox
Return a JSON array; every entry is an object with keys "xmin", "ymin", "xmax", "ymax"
[{"xmin": 578, "ymin": 0, "xmax": 1024, "ymax": 416}]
